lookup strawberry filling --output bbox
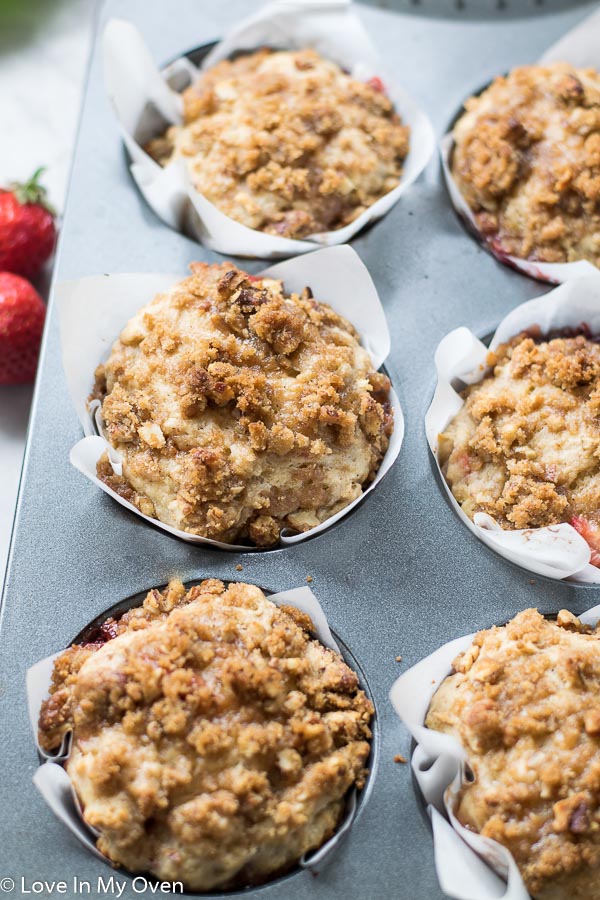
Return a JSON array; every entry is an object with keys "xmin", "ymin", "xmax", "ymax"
[
  {"xmin": 81, "ymin": 617, "xmax": 120, "ymax": 648},
  {"xmin": 367, "ymin": 76, "xmax": 385, "ymax": 94},
  {"xmin": 570, "ymin": 516, "xmax": 600, "ymax": 567},
  {"xmin": 456, "ymin": 451, "xmax": 472, "ymax": 477}
]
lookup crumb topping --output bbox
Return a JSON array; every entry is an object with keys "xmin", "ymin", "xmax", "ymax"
[
  {"xmin": 39, "ymin": 579, "xmax": 373, "ymax": 891},
  {"xmin": 146, "ymin": 48, "xmax": 409, "ymax": 238},
  {"xmin": 451, "ymin": 63, "xmax": 600, "ymax": 265},
  {"xmin": 93, "ymin": 262, "xmax": 392, "ymax": 546},
  {"xmin": 440, "ymin": 332, "xmax": 600, "ymax": 563},
  {"xmin": 426, "ymin": 609, "xmax": 600, "ymax": 898}
]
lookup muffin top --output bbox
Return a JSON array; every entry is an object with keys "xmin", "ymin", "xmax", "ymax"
[
  {"xmin": 38, "ymin": 579, "xmax": 373, "ymax": 891},
  {"xmin": 451, "ymin": 63, "xmax": 600, "ymax": 266},
  {"xmin": 439, "ymin": 331, "xmax": 600, "ymax": 563},
  {"xmin": 426, "ymin": 608, "xmax": 600, "ymax": 899},
  {"xmin": 146, "ymin": 47, "xmax": 409, "ymax": 239},
  {"xmin": 92, "ymin": 262, "xmax": 392, "ymax": 546}
]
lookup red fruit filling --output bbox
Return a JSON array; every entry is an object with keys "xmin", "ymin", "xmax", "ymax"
[
  {"xmin": 367, "ymin": 76, "xmax": 385, "ymax": 94},
  {"xmin": 570, "ymin": 516, "xmax": 600, "ymax": 567}
]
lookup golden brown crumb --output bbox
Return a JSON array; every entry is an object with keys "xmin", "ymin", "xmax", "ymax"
[
  {"xmin": 452, "ymin": 63, "xmax": 600, "ymax": 265},
  {"xmin": 235, "ymin": 564, "xmax": 243, "ymax": 572},
  {"xmin": 394, "ymin": 754, "xmax": 407, "ymax": 764},
  {"xmin": 93, "ymin": 262, "xmax": 392, "ymax": 546},
  {"xmin": 440, "ymin": 332, "xmax": 600, "ymax": 564},
  {"xmin": 39, "ymin": 580, "xmax": 373, "ymax": 891},
  {"xmin": 306, "ymin": 575, "xmax": 313, "ymax": 583},
  {"xmin": 146, "ymin": 48, "xmax": 409, "ymax": 238},
  {"xmin": 395, "ymin": 655, "xmax": 402, "ymax": 663},
  {"xmin": 426, "ymin": 609, "xmax": 600, "ymax": 898}
]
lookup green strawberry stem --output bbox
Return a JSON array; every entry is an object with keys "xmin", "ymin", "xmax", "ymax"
[{"xmin": 8, "ymin": 167, "xmax": 56, "ymax": 215}]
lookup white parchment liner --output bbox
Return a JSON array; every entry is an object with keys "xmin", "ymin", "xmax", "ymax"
[
  {"xmin": 27, "ymin": 584, "xmax": 368, "ymax": 873},
  {"xmin": 426, "ymin": 275, "xmax": 600, "ymax": 584},
  {"xmin": 57, "ymin": 245, "xmax": 404, "ymax": 551},
  {"xmin": 102, "ymin": 0, "xmax": 435, "ymax": 259},
  {"xmin": 389, "ymin": 600, "xmax": 600, "ymax": 900},
  {"xmin": 441, "ymin": 7, "xmax": 600, "ymax": 284}
]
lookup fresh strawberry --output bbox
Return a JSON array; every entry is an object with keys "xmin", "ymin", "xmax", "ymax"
[
  {"xmin": 0, "ymin": 273, "xmax": 46, "ymax": 384},
  {"xmin": 570, "ymin": 515, "xmax": 600, "ymax": 567},
  {"xmin": 0, "ymin": 168, "xmax": 56, "ymax": 281}
]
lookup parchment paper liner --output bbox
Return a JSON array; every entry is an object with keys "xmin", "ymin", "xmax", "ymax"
[
  {"xmin": 102, "ymin": 0, "xmax": 435, "ymax": 259},
  {"xmin": 27, "ymin": 584, "xmax": 372, "ymax": 876},
  {"xmin": 57, "ymin": 245, "xmax": 404, "ymax": 551},
  {"xmin": 441, "ymin": 7, "xmax": 600, "ymax": 284},
  {"xmin": 426, "ymin": 275, "xmax": 600, "ymax": 583},
  {"xmin": 389, "ymin": 600, "xmax": 600, "ymax": 900}
]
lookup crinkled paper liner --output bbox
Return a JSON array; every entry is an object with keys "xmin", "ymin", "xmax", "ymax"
[
  {"xmin": 441, "ymin": 7, "xmax": 600, "ymax": 284},
  {"xmin": 27, "ymin": 585, "xmax": 365, "ymax": 875},
  {"xmin": 426, "ymin": 275, "xmax": 600, "ymax": 583},
  {"xmin": 102, "ymin": 0, "xmax": 435, "ymax": 259},
  {"xmin": 57, "ymin": 245, "xmax": 404, "ymax": 551},
  {"xmin": 389, "ymin": 599, "xmax": 600, "ymax": 900}
]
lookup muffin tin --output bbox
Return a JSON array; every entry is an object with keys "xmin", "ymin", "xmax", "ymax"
[{"xmin": 2, "ymin": 0, "xmax": 600, "ymax": 898}]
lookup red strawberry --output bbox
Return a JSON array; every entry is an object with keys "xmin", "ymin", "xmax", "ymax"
[
  {"xmin": 0, "ymin": 273, "xmax": 46, "ymax": 384},
  {"xmin": 570, "ymin": 515, "xmax": 600, "ymax": 567},
  {"xmin": 0, "ymin": 168, "xmax": 56, "ymax": 281}
]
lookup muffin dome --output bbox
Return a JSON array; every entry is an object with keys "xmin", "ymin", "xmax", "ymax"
[
  {"xmin": 426, "ymin": 608, "xmax": 600, "ymax": 899},
  {"xmin": 39, "ymin": 579, "xmax": 373, "ymax": 891},
  {"xmin": 451, "ymin": 63, "xmax": 600, "ymax": 266},
  {"xmin": 92, "ymin": 262, "xmax": 392, "ymax": 546},
  {"xmin": 147, "ymin": 48, "xmax": 409, "ymax": 239}
]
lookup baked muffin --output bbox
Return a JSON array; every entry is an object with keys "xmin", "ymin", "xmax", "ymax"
[
  {"xmin": 426, "ymin": 608, "xmax": 600, "ymax": 899},
  {"xmin": 146, "ymin": 48, "xmax": 409, "ymax": 239},
  {"xmin": 439, "ymin": 331, "xmax": 600, "ymax": 565},
  {"xmin": 451, "ymin": 63, "xmax": 600, "ymax": 266},
  {"xmin": 38, "ymin": 579, "xmax": 373, "ymax": 891},
  {"xmin": 92, "ymin": 262, "xmax": 393, "ymax": 546}
]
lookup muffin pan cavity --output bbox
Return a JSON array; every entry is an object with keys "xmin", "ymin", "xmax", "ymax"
[
  {"xmin": 103, "ymin": 2, "xmax": 434, "ymax": 258},
  {"xmin": 426, "ymin": 277, "xmax": 600, "ymax": 584},
  {"xmin": 58, "ymin": 247, "xmax": 404, "ymax": 552},
  {"xmin": 28, "ymin": 579, "xmax": 378, "ymax": 893},
  {"xmin": 440, "ymin": 11, "xmax": 600, "ymax": 283},
  {"xmin": 391, "ymin": 602, "xmax": 600, "ymax": 899}
]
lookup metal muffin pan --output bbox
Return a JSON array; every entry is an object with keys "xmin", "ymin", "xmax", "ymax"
[
  {"xmin": 2, "ymin": 1, "xmax": 600, "ymax": 898},
  {"xmin": 361, "ymin": 0, "xmax": 592, "ymax": 19}
]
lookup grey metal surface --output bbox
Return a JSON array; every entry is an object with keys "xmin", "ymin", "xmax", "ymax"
[
  {"xmin": 2, "ymin": 1, "xmax": 600, "ymax": 898},
  {"xmin": 361, "ymin": 0, "xmax": 591, "ymax": 20}
]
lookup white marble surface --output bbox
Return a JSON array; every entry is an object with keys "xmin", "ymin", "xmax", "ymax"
[{"xmin": 0, "ymin": 0, "xmax": 95, "ymax": 582}]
